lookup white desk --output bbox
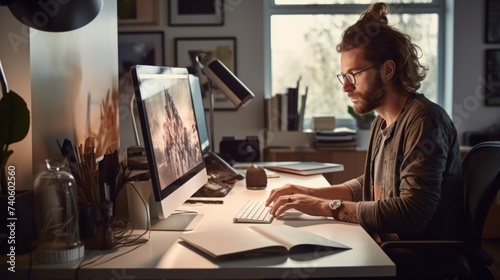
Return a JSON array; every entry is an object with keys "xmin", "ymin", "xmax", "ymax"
[{"xmin": 15, "ymin": 173, "xmax": 395, "ymax": 279}]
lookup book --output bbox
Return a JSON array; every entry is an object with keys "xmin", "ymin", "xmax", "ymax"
[
  {"xmin": 314, "ymin": 134, "xmax": 356, "ymax": 142},
  {"xmin": 287, "ymin": 87, "xmax": 299, "ymax": 131},
  {"xmin": 179, "ymin": 225, "xmax": 351, "ymax": 259},
  {"xmin": 265, "ymin": 161, "xmax": 344, "ymax": 176},
  {"xmin": 297, "ymin": 86, "xmax": 308, "ymax": 131},
  {"xmin": 315, "ymin": 127, "xmax": 356, "ymax": 135},
  {"xmin": 314, "ymin": 140, "xmax": 357, "ymax": 150}
]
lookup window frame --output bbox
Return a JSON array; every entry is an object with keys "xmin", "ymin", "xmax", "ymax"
[{"xmin": 264, "ymin": 0, "xmax": 446, "ymax": 108}]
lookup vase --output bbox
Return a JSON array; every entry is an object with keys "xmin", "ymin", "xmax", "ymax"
[{"xmin": 33, "ymin": 157, "xmax": 84, "ymax": 263}]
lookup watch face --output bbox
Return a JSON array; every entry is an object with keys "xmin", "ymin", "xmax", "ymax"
[{"xmin": 330, "ymin": 200, "xmax": 342, "ymax": 210}]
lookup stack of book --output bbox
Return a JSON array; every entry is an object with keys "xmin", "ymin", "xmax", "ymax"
[
  {"xmin": 313, "ymin": 127, "xmax": 357, "ymax": 150},
  {"xmin": 264, "ymin": 77, "xmax": 308, "ymax": 132}
]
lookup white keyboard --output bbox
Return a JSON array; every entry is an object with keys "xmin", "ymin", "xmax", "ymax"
[{"xmin": 233, "ymin": 199, "xmax": 274, "ymax": 223}]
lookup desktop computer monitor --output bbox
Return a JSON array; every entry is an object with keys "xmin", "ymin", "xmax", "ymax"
[
  {"xmin": 130, "ymin": 65, "xmax": 208, "ymax": 231},
  {"xmin": 188, "ymin": 74, "xmax": 210, "ymax": 153}
]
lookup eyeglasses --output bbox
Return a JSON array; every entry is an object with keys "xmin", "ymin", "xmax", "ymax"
[{"xmin": 337, "ymin": 64, "xmax": 378, "ymax": 85}]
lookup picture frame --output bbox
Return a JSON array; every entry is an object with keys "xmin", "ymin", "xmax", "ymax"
[
  {"xmin": 486, "ymin": 0, "xmax": 500, "ymax": 43},
  {"xmin": 118, "ymin": 32, "xmax": 165, "ymax": 77},
  {"xmin": 485, "ymin": 49, "xmax": 500, "ymax": 106},
  {"xmin": 168, "ymin": 0, "xmax": 224, "ymax": 26},
  {"xmin": 118, "ymin": 32, "xmax": 165, "ymax": 117},
  {"xmin": 175, "ymin": 37, "xmax": 237, "ymax": 110},
  {"xmin": 118, "ymin": 0, "xmax": 160, "ymax": 26},
  {"xmin": 116, "ymin": 0, "xmax": 160, "ymax": 26}
]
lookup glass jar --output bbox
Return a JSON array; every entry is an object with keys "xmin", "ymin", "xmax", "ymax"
[{"xmin": 33, "ymin": 156, "xmax": 84, "ymax": 263}]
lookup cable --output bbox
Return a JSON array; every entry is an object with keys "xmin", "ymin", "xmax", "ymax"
[
  {"xmin": 129, "ymin": 93, "xmax": 141, "ymax": 146},
  {"xmin": 74, "ymin": 180, "xmax": 151, "ymax": 279}
]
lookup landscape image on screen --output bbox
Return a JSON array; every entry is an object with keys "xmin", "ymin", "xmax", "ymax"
[{"xmin": 143, "ymin": 78, "xmax": 202, "ymax": 191}]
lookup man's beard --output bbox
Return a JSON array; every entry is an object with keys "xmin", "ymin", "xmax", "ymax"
[{"xmin": 351, "ymin": 73, "xmax": 386, "ymax": 115}]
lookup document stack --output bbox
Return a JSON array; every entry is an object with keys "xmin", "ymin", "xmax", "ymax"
[{"xmin": 313, "ymin": 127, "xmax": 357, "ymax": 150}]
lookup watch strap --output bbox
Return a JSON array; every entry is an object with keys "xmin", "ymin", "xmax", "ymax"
[{"xmin": 330, "ymin": 200, "xmax": 342, "ymax": 220}]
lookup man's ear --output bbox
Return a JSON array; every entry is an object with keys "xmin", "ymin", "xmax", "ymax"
[{"xmin": 382, "ymin": 60, "xmax": 396, "ymax": 81}]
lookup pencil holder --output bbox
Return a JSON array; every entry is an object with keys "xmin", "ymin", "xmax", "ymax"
[{"xmin": 79, "ymin": 201, "xmax": 115, "ymax": 250}]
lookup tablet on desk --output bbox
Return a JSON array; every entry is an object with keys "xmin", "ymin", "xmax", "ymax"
[{"xmin": 265, "ymin": 162, "xmax": 344, "ymax": 176}]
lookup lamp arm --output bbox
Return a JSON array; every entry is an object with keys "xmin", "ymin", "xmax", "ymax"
[
  {"xmin": 208, "ymin": 82, "xmax": 216, "ymax": 153},
  {"xmin": 129, "ymin": 93, "xmax": 141, "ymax": 146},
  {"xmin": 197, "ymin": 53, "xmax": 216, "ymax": 152},
  {"xmin": 0, "ymin": 59, "xmax": 8, "ymax": 95}
]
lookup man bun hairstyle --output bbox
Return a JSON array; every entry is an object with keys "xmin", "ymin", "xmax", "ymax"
[{"xmin": 336, "ymin": 2, "xmax": 428, "ymax": 93}]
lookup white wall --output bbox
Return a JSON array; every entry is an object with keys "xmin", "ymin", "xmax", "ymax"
[{"xmin": 451, "ymin": 1, "xmax": 500, "ymax": 142}]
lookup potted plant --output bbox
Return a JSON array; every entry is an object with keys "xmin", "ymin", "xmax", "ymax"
[
  {"xmin": 348, "ymin": 105, "xmax": 376, "ymax": 130},
  {"xmin": 0, "ymin": 60, "xmax": 33, "ymax": 255},
  {"xmin": 0, "ymin": 61, "xmax": 30, "ymax": 193}
]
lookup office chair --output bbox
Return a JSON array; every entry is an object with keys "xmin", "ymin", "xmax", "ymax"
[{"xmin": 381, "ymin": 141, "xmax": 500, "ymax": 280}]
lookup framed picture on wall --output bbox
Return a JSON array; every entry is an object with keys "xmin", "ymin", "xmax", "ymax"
[
  {"xmin": 168, "ymin": 0, "xmax": 224, "ymax": 26},
  {"xmin": 118, "ymin": 0, "xmax": 160, "ymax": 26},
  {"xmin": 118, "ymin": 32, "xmax": 165, "ymax": 118},
  {"xmin": 118, "ymin": 31, "xmax": 165, "ymax": 78},
  {"xmin": 486, "ymin": 0, "xmax": 500, "ymax": 43},
  {"xmin": 175, "ymin": 37, "xmax": 237, "ymax": 110},
  {"xmin": 485, "ymin": 49, "xmax": 500, "ymax": 106}
]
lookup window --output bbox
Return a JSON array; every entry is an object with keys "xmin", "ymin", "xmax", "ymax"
[{"xmin": 265, "ymin": 1, "xmax": 443, "ymax": 125}]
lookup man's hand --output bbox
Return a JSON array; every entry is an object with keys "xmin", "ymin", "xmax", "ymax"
[
  {"xmin": 267, "ymin": 193, "xmax": 332, "ymax": 217},
  {"xmin": 265, "ymin": 183, "xmax": 309, "ymax": 207},
  {"xmin": 265, "ymin": 184, "xmax": 331, "ymax": 217}
]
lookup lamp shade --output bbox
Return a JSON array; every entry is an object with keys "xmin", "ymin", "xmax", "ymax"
[
  {"xmin": 197, "ymin": 53, "xmax": 254, "ymax": 109},
  {"xmin": 2, "ymin": 0, "xmax": 103, "ymax": 32}
]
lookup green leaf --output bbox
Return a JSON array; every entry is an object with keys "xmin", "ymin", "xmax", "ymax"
[{"xmin": 0, "ymin": 90, "xmax": 30, "ymax": 145}]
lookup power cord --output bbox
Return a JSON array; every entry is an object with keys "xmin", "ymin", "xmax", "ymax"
[{"xmin": 75, "ymin": 181, "xmax": 151, "ymax": 280}]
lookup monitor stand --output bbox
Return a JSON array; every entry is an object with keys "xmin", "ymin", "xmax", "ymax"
[
  {"xmin": 149, "ymin": 212, "xmax": 204, "ymax": 231},
  {"xmin": 124, "ymin": 180, "xmax": 203, "ymax": 231}
]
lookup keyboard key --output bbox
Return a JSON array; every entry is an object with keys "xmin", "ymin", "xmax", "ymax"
[{"xmin": 233, "ymin": 200, "xmax": 274, "ymax": 223}]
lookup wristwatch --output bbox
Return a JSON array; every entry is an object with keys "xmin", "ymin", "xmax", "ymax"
[{"xmin": 329, "ymin": 200, "xmax": 342, "ymax": 220}]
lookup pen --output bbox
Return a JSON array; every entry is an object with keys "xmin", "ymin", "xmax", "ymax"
[{"xmin": 185, "ymin": 199, "xmax": 223, "ymax": 204}]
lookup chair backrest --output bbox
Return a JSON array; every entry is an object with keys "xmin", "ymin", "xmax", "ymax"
[{"xmin": 462, "ymin": 141, "xmax": 500, "ymax": 246}]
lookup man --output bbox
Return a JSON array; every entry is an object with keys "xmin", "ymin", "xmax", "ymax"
[{"xmin": 266, "ymin": 2, "xmax": 464, "ymax": 244}]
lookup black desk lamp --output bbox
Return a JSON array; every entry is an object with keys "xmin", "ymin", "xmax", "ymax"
[
  {"xmin": 0, "ymin": 0, "xmax": 103, "ymax": 32},
  {"xmin": 196, "ymin": 52, "xmax": 255, "ymax": 152}
]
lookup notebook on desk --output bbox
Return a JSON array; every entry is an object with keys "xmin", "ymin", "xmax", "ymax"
[
  {"xmin": 265, "ymin": 161, "xmax": 344, "ymax": 176},
  {"xmin": 179, "ymin": 225, "xmax": 351, "ymax": 259}
]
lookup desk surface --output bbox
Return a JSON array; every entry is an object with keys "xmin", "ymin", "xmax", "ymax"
[{"xmin": 14, "ymin": 173, "xmax": 395, "ymax": 279}]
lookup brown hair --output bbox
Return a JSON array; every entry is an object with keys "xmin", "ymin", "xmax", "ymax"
[{"xmin": 336, "ymin": 2, "xmax": 428, "ymax": 93}]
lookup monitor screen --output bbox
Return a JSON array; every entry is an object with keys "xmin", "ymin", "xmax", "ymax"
[
  {"xmin": 188, "ymin": 74, "xmax": 210, "ymax": 154},
  {"xmin": 130, "ymin": 65, "xmax": 207, "ymax": 230}
]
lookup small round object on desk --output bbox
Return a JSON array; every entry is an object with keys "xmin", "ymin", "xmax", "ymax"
[{"xmin": 245, "ymin": 163, "xmax": 267, "ymax": 190}]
